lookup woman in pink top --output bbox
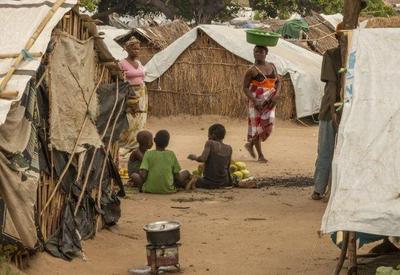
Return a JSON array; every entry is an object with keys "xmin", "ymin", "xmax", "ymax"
[
  {"xmin": 119, "ymin": 38, "xmax": 145, "ymax": 86},
  {"xmin": 118, "ymin": 38, "xmax": 148, "ymax": 152}
]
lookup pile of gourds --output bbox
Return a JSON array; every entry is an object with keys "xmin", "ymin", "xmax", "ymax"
[
  {"xmin": 192, "ymin": 161, "xmax": 251, "ymax": 182},
  {"xmin": 119, "ymin": 168, "xmax": 129, "ymax": 179},
  {"xmin": 230, "ymin": 161, "xmax": 250, "ymax": 181}
]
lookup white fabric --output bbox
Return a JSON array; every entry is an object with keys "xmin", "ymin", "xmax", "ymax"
[
  {"xmin": 0, "ymin": 0, "xmax": 77, "ymax": 125},
  {"xmin": 321, "ymin": 28, "xmax": 400, "ymax": 237},
  {"xmin": 144, "ymin": 25, "xmax": 324, "ymax": 118},
  {"xmin": 98, "ymin": 25, "xmax": 129, "ymax": 60},
  {"xmin": 320, "ymin": 13, "xmax": 343, "ymax": 29}
]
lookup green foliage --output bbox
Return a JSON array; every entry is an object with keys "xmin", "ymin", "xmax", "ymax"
[
  {"xmin": 251, "ymin": 0, "xmax": 394, "ymax": 19},
  {"xmin": 80, "ymin": 0, "xmax": 99, "ymax": 12},
  {"xmin": 362, "ymin": 0, "xmax": 395, "ymax": 17},
  {"xmin": 250, "ymin": 0, "xmax": 343, "ymax": 19},
  {"xmin": 215, "ymin": 1, "xmax": 242, "ymax": 22},
  {"xmin": 87, "ymin": 0, "xmax": 244, "ymax": 24},
  {"xmin": 84, "ymin": 0, "xmax": 396, "ymax": 24},
  {"xmin": 253, "ymin": 10, "xmax": 266, "ymax": 20}
]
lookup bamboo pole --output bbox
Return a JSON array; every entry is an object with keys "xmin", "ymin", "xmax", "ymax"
[
  {"xmin": 73, "ymin": 75, "xmax": 119, "ymax": 216},
  {"xmin": 96, "ymin": 81, "xmax": 124, "ymax": 233},
  {"xmin": 0, "ymin": 0, "xmax": 66, "ymax": 95},
  {"xmin": 0, "ymin": 91, "xmax": 18, "ymax": 99},
  {"xmin": 40, "ymin": 67, "xmax": 105, "ymax": 216},
  {"xmin": 0, "ymin": 52, "xmax": 42, "ymax": 59}
]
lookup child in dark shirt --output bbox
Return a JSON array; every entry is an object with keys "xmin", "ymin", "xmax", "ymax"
[
  {"xmin": 188, "ymin": 124, "xmax": 232, "ymax": 189},
  {"xmin": 127, "ymin": 130, "xmax": 153, "ymax": 186}
]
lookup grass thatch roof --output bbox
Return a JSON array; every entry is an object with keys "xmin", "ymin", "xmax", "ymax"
[
  {"xmin": 304, "ymin": 12, "xmax": 339, "ymax": 55},
  {"xmin": 262, "ymin": 13, "xmax": 338, "ymax": 55},
  {"xmin": 115, "ymin": 20, "xmax": 190, "ymax": 50}
]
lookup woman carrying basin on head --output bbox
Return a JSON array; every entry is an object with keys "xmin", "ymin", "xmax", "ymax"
[{"xmin": 243, "ymin": 45, "xmax": 281, "ymax": 163}]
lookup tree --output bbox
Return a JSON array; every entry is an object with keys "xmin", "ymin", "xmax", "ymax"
[
  {"xmin": 248, "ymin": 0, "xmax": 394, "ymax": 19},
  {"xmin": 84, "ymin": 0, "xmax": 240, "ymax": 25}
]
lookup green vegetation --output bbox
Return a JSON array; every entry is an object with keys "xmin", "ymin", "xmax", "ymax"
[
  {"xmin": 79, "ymin": 0, "xmax": 396, "ymax": 24},
  {"xmin": 249, "ymin": 0, "xmax": 394, "ymax": 19}
]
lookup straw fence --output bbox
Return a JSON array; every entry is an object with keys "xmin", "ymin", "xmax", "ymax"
[{"xmin": 147, "ymin": 29, "xmax": 296, "ymax": 120}]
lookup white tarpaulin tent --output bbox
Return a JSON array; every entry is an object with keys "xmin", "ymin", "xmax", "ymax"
[
  {"xmin": 321, "ymin": 28, "xmax": 400, "ymax": 237},
  {"xmin": 145, "ymin": 25, "xmax": 324, "ymax": 118},
  {"xmin": 98, "ymin": 25, "xmax": 129, "ymax": 61},
  {"xmin": 320, "ymin": 13, "xmax": 343, "ymax": 28},
  {"xmin": 0, "ymin": 0, "xmax": 78, "ymax": 125}
]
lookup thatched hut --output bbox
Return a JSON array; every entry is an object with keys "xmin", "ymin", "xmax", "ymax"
[
  {"xmin": 0, "ymin": 1, "xmax": 129, "ymax": 266},
  {"xmin": 144, "ymin": 25, "xmax": 323, "ymax": 120},
  {"xmin": 115, "ymin": 20, "xmax": 190, "ymax": 64},
  {"xmin": 263, "ymin": 13, "xmax": 339, "ymax": 55},
  {"xmin": 304, "ymin": 12, "xmax": 339, "ymax": 55}
]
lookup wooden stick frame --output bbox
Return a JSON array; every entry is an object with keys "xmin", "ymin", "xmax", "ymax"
[{"xmin": 40, "ymin": 67, "xmax": 105, "ymax": 216}]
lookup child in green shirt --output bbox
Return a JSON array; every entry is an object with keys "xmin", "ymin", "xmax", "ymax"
[{"xmin": 131, "ymin": 130, "xmax": 191, "ymax": 193}]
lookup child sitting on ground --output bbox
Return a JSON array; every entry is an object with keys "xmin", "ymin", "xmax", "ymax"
[
  {"xmin": 131, "ymin": 130, "xmax": 191, "ymax": 193},
  {"xmin": 187, "ymin": 123, "xmax": 233, "ymax": 189},
  {"xmin": 127, "ymin": 130, "xmax": 153, "ymax": 187}
]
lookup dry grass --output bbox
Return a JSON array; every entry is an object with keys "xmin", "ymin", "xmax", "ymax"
[
  {"xmin": 366, "ymin": 16, "xmax": 400, "ymax": 28},
  {"xmin": 147, "ymin": 29, "xmax": 296, "ymax": 120}
]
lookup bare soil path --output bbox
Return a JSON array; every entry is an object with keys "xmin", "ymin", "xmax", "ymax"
[{"xmin": 27, "ymin": 116, "xmax": 343, "ymax": 275}]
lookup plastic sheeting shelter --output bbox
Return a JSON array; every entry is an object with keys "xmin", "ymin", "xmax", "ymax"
[
  {"xmin": 0, "ymin": 2, "xmax": 128, "ymax": 262},
  {"xmin": 145, "ymin": 25, "xmax": 324, "ymax": 119},
  {"xmin": 0, "ymin": 0, "xmax": 78, "ymax": 125},
  {"xmin": 321, "ymin": 28, "xmax": 400, "ymax": 237},
  {"xmin": 98, "ymin": 25, "xmax": 129, "ymax": 61}
]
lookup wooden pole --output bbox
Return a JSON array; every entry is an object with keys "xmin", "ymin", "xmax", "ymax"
[
  {"xmin": 340, "ymin": 0, "xmax": 364, "ymax": 100},
  {"xmin": 0, "ymin": 52, "xmax": 42, "ymax": 59},
  {"xmin": 333, "ymin": 2, "xmax": 363, "ymax": 273},
  {"xmin": 348, "ymin": 232, "xmax": 358, "ymax": 274},
  {"xmin": 0, "ymin": 0, "xmax": 66, "ymax": 95},
  {"xmin": 95, "ymin": 81, "xmax": 124, "ymax": 233},
  {"xmin": 334, "ymin": 231, "xmax": 350, "ymax": 275}
]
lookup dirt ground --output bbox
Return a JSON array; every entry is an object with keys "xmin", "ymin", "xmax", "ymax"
[{"xmin": 27, "ymin": 116, "xmax": 345, "ymax": 275}]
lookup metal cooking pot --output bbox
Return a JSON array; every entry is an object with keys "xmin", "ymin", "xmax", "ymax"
[{"xmin": 143, "ymin": 221, "xmax": 181, "ymax": 246}]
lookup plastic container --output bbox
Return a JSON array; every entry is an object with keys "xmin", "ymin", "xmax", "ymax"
[{"xmin": 246, "ymin": 29, "xmax": 281, "ymax": 46}]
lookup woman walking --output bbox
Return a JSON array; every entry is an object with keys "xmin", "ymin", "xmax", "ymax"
[{"xmin": 243, "ymin": 46, "xmax": 281, "ymax": 162}]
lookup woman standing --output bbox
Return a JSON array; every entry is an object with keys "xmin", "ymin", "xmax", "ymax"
[
  {"xmin": 118, "ymin": 38, "xmax": 148, "ymax": 151},
  {"xmin": 243, "ymin": 46, "xmax": 281, "ymax": 162}
]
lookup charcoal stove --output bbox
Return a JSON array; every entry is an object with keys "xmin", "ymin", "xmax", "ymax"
[
  {"xmin": 143, "ymin": 221, "xmax": 182, "ymax": 274},
  {"xmin": 146, "ymin": 243, "xmax": 181, "ymax": 274}
]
